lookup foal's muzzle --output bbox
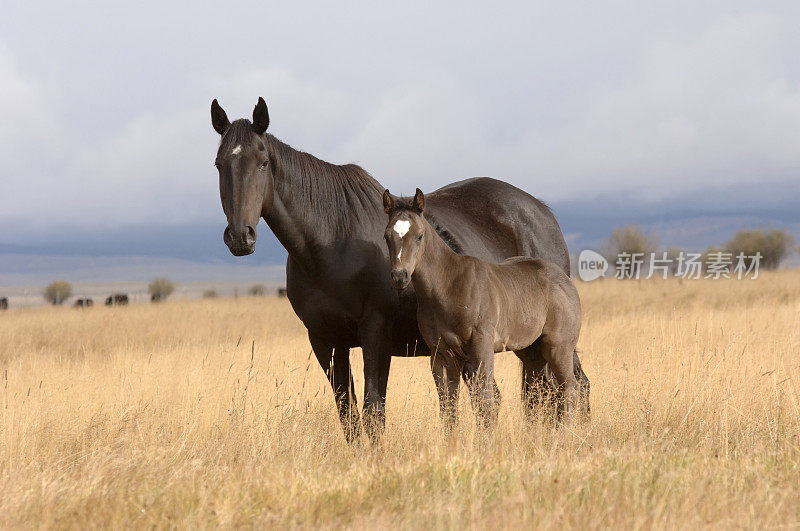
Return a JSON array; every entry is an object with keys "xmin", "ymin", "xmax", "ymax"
[
  {"xmin": 391, "ymin": 268, "xmax": 410, "ymax": 290},
  {"xmin": 224, "ymin": 224, "xmax": 256, "ymax": 256}
]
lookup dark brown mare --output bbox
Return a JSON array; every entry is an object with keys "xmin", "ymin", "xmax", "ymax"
[
  {"xmin": 210, "ymin": 97, "xmax": 590, "ymax": 441},
  {"xmin": 383, "ymin": 189, "xmax": 582, "ymax": 426}
]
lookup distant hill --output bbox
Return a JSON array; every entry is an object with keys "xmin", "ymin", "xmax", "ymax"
[{"xmin": 2, "ymin": 191, "xmax": 799, "ymax": 288}]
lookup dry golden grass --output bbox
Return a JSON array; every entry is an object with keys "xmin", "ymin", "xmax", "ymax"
[{"xmin": 1, "ymin": 271, "xmax": 799, "ymax": 529}]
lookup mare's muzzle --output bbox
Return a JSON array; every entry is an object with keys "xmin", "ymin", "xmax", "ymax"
[
  {"xmin": 224, "ymin": 224, "xmax": 256, "ymax": 256},
  {"xmin": 390, "ymin": 268, "xmax": 410, "ymax": 290}
]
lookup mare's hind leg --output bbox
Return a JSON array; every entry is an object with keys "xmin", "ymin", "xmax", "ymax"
[
  {"xmin": 573, "ymin": 349, "xmax": 591, "ymax": 417},
  {"xmin": 517, "ymin": 340, "xmax": 557, "ymax": 420},
  {"xmin": 431, "ymin": 351, "xmax": 462, "ymax": 428},
  {"xmin": 539, "ymin": 338, "xmax": 579, "ymax": 424}
]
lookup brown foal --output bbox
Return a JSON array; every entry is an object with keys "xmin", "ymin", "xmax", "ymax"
[{"xmin": 383, "ymin": 188, "xmax": 582, "ymax": 427}]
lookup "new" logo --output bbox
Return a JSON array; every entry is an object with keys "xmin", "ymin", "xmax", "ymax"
[{"xmin": 578, "ymin": 250, "xmax": 608, "ymax": 281}]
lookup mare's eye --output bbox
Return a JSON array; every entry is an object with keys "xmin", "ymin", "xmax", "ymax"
[
  {"xmin": 260, "ymin": 160, "xmax": 269, "ymax": 169},
  {"xmin": 416, "ymin": 234, "xmax": 423, "ymax": 242}
]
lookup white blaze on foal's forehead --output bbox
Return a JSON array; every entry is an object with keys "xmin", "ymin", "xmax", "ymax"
[
  {"xmin": 231, "ymin": 145, "xmax": 242, "ymax": 155},
  {"xmin": 393, "ymin": 219, "xmax": 411, "ymax": 238}
]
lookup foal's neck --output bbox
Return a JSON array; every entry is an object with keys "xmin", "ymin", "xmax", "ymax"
[{"xmin": 411, "ymin": 218, "xmax": 462, "ymax": 300}]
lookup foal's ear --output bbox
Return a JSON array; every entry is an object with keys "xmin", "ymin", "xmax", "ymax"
[
  {"xmin": 413, "ymin": 188, "xmax": 425, "ymax": 212},
  {"xmin": 383, "ymin": 189, "xmax": 395, "ymax": 214},
  {"xmin": 252, "ymin": 97, "xmax": 270, "ymax": 135},
  {"xmin": 211, "ymin": 99, "xmax": 230, "ymax": 135}
]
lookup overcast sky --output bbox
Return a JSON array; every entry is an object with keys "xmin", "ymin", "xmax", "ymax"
[{"xmin": 1, "ymin": 1, "xmax": 799, "ymax": 252}]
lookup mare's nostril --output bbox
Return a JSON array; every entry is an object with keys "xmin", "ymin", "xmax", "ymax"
[{"xmin": 223, "ymin": 225, "xmax": 255, "ymax": 249}]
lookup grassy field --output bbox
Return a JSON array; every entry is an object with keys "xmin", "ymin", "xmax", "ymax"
[{"xmin": 1, "ymin": 271, "xmax": 799, "ymax": 529}]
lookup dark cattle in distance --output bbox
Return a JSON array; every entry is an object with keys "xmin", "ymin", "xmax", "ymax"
[
  {"xmin": 0, "ymin": 297, "xmax": 8, "ymax": 310},
  {"xmin": 105, "ymin": 294, "xmax": 129, "ymax": 306},
  {"xmin": 73, "ymin": 298, "xmax": 94, "ymax": 308},
  {"xmin": 277, "ymin": 288, "xmax": 288, "ymax": 298}
]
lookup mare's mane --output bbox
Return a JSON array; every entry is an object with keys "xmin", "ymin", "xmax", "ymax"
[{"xmin": 220, "ymin": 119, "xmax": 383, "ymax": 235}]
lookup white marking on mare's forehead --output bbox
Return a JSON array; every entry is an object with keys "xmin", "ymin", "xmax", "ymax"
[
  {"xmin": 393, "ymin": 219, "xmax": 411, "ymax": 238},
  {"xmin": 231, "ymin": 145, "xmax": 242, "ymax": 155},
  {"xmin": 397, "ymin": 249, "xmax": 402, "ymax": 260}
]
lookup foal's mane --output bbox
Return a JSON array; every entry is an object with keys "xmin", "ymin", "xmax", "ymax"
[
  {"xmin": 390, "ymin": 198, "xmax": 465, "ymax": 255},
  {"xmin": 221, "ymin": 119, "xmax": 384, "ymax": 235}
]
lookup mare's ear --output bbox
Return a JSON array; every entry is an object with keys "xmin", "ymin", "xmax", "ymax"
[
  {"xmin": 252, "ymin": 97, "xmax": 270, "ymax": 134},
  {"xmin": 211, "ymin": 99, "xmax": 230, "ymax": 135},
  {"xmin": 383, "ymin": 189, "xmax": 395, "ymax": 214},
  {"xmin": 412, "ymin": 188, "xmax": 425, "ymax": 212}
]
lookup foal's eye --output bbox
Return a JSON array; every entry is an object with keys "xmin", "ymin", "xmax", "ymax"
[
  {"xmin": 416, "ymin": 234, "xmax": 423, "ymax": 242},
  {"xmin": 259, "ymin": 160, "xmax": 269, "ymax": 169}
]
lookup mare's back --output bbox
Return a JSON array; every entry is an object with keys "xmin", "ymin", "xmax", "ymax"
[
  {"xmin": 424, "ymin": 177, "xmax": 568, "ymax": 269},
  {"xmin": 496, "ymin": 257, "xmax": 577, "ymax": 302}
]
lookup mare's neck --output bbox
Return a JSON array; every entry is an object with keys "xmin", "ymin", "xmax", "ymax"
[
  {"xmin": 410, "ymin": 219, "xmax": 462, "ymax": 301},
  {"xmin": 263, "ymin": 134, "xmax": 383, "ymax": 274}
]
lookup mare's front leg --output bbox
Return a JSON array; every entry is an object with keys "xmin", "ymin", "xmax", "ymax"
[
  {"xmin": 359, "ymin": 316, "xmax": 393, "ymax": 442},
  {"xmin": 309, "ymin": 334, "xmax": 360, "ymax": 442},
  {"xmin": 430, "ymin": 349, "xmax": 462, "ymax": 429},
  {"xmin": 465, "ymin": 335, "xmax": 499, "ymax": 429}
]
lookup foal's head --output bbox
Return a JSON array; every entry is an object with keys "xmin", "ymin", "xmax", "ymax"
[
  {"xmin": 382, "ymin": 188, "xmax": 427, "ymax": 291},
  {"xmin": 210, "ymin": 97, "xmax": 274, "ymax": 256}
]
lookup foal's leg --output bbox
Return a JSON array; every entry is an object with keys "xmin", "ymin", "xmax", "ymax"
[
  {"xmin": 465, "ymin": 338, "xmax": 499, "ymax": 429},
  {"xmin": 539, "ymin": 339, "xmax": 579, "ymax": 424},
  {"xmin": 517, "ymin": 341, "xmax": 557, "ymax": 420},
  {"xmin": 430, "ymin": 351, "xmax": 461, "ymax": 427},
  {"xmin": 462, "ymin": 362, "xmax": 501, "ymax": 412}
]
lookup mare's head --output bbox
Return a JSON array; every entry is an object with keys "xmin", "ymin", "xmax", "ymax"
[
  {"xmin": 382, "ymin": 188, "xmax": 427, "ymax": 291},
  {"xmin": 211, "ymin": 97, "xmax": 274, "ymax": 256}
]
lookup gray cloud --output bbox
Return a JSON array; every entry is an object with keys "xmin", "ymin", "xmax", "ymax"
[{"xmin": 1, "ymin": 2, "xmax": 799, "ymax": 246}]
